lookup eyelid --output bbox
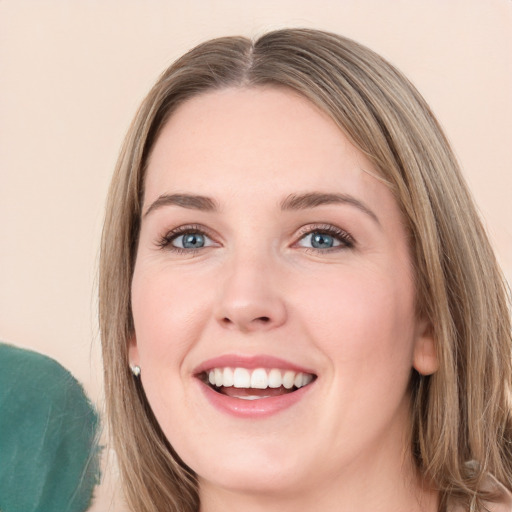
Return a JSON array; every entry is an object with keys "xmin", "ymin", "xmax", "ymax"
[
  {"xmin": 293, "ymin": 223, "xmax": 355, "ymax": 250},
  {"xmin": 155, "ymin": 224, "xmax": 219, "ymax": 252}
]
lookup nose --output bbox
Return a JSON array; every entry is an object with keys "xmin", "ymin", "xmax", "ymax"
[{"xmin": 214, "ymin": 253, "xmax": 287, "ymax": 333}]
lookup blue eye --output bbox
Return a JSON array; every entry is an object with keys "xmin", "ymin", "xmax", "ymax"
[
  {"xmin": 309, "ymin": 232, "xmax": 336, "ymax": 249},
  {"xmin": 172, "ymin": 232, "xmax": 209, "ymax": 249},
  {"xmin": 297, "ymin": 227, "xmax": 353, "ymax": 251},
  {"xmin": 156, "ymin": 225, "xmax": 216, "ymax": 252}
]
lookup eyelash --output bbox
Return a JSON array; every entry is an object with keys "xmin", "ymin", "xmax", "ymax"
[
  {"xmin": 295, "ymin": 224, "xmax": 355, "ymax": 252},
  {"xmin": 155, "ymin": 223, "xmax": 355, "ymax": 254},
  {"xmin": 156, "ymin": 224, "xmax": 214, "ymax": 254}
]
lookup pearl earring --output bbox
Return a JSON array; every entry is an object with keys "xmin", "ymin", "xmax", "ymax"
[{"xmin": 130, "ymin": 365, "xmax": 141, "ymax": 377}]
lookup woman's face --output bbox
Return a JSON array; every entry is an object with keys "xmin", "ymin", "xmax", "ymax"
[{"xmin": 130, "ymin": 87, "xmax": 436, "ymax": 500}]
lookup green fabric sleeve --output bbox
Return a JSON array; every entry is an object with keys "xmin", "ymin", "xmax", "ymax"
[{"xmin": 0, "ymin": 343, "xmax": 100, "ymax": 512}]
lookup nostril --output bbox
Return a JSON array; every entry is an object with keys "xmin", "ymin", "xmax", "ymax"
[{"xmin": 221, "ymin": 315, "xmax": 271, "ymax": 327}]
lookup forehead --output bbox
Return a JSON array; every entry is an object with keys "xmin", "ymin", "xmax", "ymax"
[{"xmin": 144, "ymin": 86, "xmax": 394, "ymax": 216}]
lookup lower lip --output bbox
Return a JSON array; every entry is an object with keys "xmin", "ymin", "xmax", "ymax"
[{"xmin": 198, "ymin": 380, "xmax": 314, "ymax": 418}]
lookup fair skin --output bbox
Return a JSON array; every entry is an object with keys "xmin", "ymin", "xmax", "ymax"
[{"xmin": 129, "ymin": 87, "xmax": 438, "ymax": 512}]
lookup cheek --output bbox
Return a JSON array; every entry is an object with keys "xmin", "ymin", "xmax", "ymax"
[
  {"xmin": 293, "ymin": 267, "xmax": 418, "ymax": 442},
  {"xmin": 293, "ymin": 267, "xmax": 417, "ymax": 368},
  {"xmin": 130, "ymin": 266, "xmax": 214, "ymax": 434},
  {"xmin": 130, "ymin": 265, "xmax": 213, "ymax": 371}
]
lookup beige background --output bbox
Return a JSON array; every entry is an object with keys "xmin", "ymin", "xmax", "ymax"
[{"xmin": 1, "ymin": 1, "xmax": 511, "ymax": 508}]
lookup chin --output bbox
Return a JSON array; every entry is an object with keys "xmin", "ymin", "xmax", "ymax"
[
  {"xmin": 197, "ymin": 459, "xmax": 308, "ymax": 497},
  {"xmin": 183, "ymin": 437, "xmax": 314, "ymax": 496}
]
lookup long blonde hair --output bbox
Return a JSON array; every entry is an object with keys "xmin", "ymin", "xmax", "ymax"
[{"xmin": 99, "ymin": 28, "xmax": 512, "ymax": 512}]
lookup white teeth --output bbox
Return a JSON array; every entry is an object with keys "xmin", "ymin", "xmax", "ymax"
[
  {"xmin": 303, "ymin": 374, "xmax": 313, "ymax": 386},
  {"xmin": 223, "ymin": 367, "xmax": 234, "ymax": 387},
  {"xmin": 205, "ymin": 367, "xmax": 314, "ymax": 390},
  {"xmin": 268, "ymin": 368, "xmax": 282, "ymax": 388},
  {"xmin": 233, "ymin": 368, "xmax": 251, "ymax": 388},
  {"xmin": 282, "ymin": 370, "xmax": 295, "ymax": 389},
  {"xmin": 250, "ymin": 368, "xmax": 268, "ymax": 389}
]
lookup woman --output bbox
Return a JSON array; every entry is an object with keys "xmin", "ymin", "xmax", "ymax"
[{"xmin": 99, "ymin": 28, "xmax": 512, "ymax": 512}]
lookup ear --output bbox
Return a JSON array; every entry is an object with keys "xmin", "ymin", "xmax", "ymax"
[
  {"xmin": 128, "ymin": 335, "xmax": 140, "ymax": 367},
  {"xmin": 412, "ymin": 320, "xmax": 438, "ymax": 376}
]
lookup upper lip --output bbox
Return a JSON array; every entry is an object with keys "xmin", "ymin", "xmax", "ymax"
[{"xmin": 193, "ymin": 354, "xmax": 316, "ymax": 376}]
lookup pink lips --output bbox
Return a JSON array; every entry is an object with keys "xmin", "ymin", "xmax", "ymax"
[{"xmin": 194, "ymin": 354, "xmax": 316, "ymax": 418}]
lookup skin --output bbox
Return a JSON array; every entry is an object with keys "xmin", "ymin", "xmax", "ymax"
[{"xmin": 129, "ymin": 87, "xmax": 439, "ymax": 512}]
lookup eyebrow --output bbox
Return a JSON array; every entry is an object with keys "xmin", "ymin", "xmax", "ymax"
[
  {"xmin": 143, "ymin": 191, "xmax": 380, "ymax": 225},
  {"xmin": 280, "ymin": 192, "xmax": 380, "ymax": 225},
  {"xmin": 143, "ymin": 194, "xmax": 218, "ymax": 218}
]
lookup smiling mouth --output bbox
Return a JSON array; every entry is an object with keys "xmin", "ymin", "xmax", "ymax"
[{"xmin": 200, "ymin": 367, "xmax": 316, "ymax": 400}]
